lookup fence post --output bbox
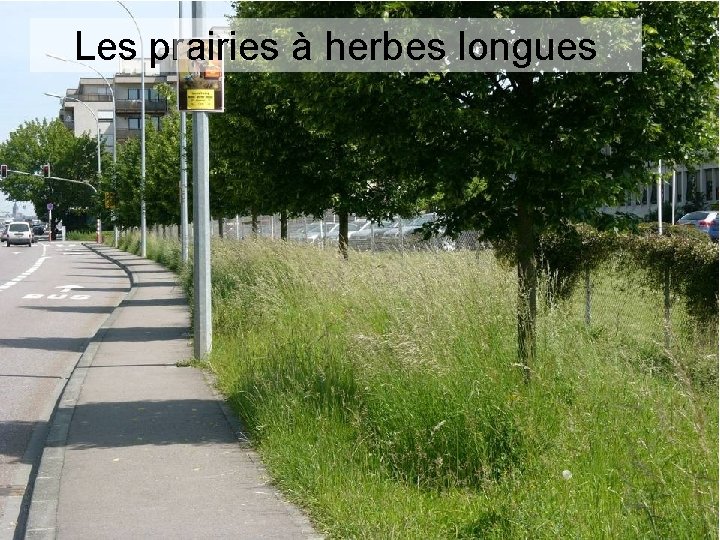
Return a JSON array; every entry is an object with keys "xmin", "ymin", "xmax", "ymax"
[
  {"xmin": 663, "ymin": 266, "xmax": 671, "ymax": 348},
  {"xmin": 584, "ymin": 265, "xmax": 592, "ymax": 326},
  {"xmin": 399, "ymin": 219, "xmax": 404, "ymax": 255}
]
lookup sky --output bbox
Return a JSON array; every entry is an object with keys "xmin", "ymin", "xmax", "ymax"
[{"xmin": 0, "ymin": 0, "xmax": 234, "ymax": 214}]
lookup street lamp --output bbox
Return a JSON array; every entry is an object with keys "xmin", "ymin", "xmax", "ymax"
[
  {"xmin": 46, "ymin": 52, "xmax": 119, "ymax": 246},
  {"xmin": 117, "ymin": 0, "xmax": 146, "ymax": 257},
  {"xmin": 44, "ymin": 92, "xmax": 103, "ymax": 242}
]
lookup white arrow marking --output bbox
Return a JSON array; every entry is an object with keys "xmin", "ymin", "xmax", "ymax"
[
  {"xmin": 23, "ymin": 294, "xmax": 44, "ymax": 299},
  {"xmin": 13, "ymin": 252, "xmax": 20, "ymax": 255},
  {"xmin": 47, "ymin": 294, "xmax": 67, "ymax": 300},
  {"xmin": 56, "ymin": 285, "xmax": 84, "ymax": 293},
  {"xmin": 70, "ymin": 294, "xmax": 90, "ymax": 300}
]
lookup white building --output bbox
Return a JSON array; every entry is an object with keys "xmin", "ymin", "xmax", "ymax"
[
  {"xmin": 601, "ymin": 161, "xmax": 719, "ymax": 219},
  {"xmin": 57, "ymin": 59, "xmax": 177, "ymax": 155}
]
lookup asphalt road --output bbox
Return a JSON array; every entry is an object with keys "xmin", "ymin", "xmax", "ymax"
[{"xmin": 0, "ymin": 241, "xmax": 129, "ymax": 538}]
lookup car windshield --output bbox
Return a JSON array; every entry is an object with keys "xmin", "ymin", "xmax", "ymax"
[
  {"xmin": 9, "ymin": 223, "xmax": 29, "ymax": 232},
  {"xmin": 681, "ymin": 211, "xmax": 710, "ymax": 221}
]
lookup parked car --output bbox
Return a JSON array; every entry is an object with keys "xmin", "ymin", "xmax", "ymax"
[
  {"xmin": 0, "ymin": 225, "xmax": 8, "ymax": 243},
  {"xmin": 349, "ymin": 219, "xmax": 394, "ymax": 241},
  {"xmin": 5, "ymin": 221, "xmax": 33, "ymax": 246},
  {"xmin": 677, "ymin": 210, "xmax": 719, "ymax": 240},
  {"xmin": 383, "ymin": 213, "xmax": 440, "ymax": 239},
  {"xmin": 325, "ymin": 220, "xmax": 366, "ymax": 242}
]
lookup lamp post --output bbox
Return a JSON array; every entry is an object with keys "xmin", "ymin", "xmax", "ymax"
[
  {"xmin": 117, "ymin": 1, "xmax": 146, "ymax": 257},
  {"xmin": 46, "ymin": 52, "xmax": 119, "ymax": 246},
  {"xmin": 44, "ymin": 92, "xmax": 103, "ymax": 242}
]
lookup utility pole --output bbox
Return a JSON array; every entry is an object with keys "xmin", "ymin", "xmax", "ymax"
[
  {"xmin": 192, "ymin": 1, "xmax": 212, "ymax": 359},
  {"xmin": 179, "ymin": 0, "xmax": 189, "ymax": 263}
]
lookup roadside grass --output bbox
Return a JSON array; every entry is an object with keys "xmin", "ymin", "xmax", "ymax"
[
  {"xmin": 119, "ymin": 234, "xmax": 718, "ymax": 538},
  {"xmin": 65, "ymin": 230, "xmax": 114, "ymax": 243}
]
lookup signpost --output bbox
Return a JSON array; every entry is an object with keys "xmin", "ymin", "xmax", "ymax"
[{"xmin": 47, "ymin": 203, "xmax": 53, "ymax": 242}]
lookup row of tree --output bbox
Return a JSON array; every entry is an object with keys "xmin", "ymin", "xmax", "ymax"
[{"xmin": 1, "ymin": 1, "xmax": 717, "ymax": 374}]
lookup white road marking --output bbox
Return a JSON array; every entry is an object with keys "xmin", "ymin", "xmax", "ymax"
[
  {"xmin": 56, "ymin": 285, "xmax": 84, "ymax": 293},
  {"xmin": 0, "ymin": 245, "xmax": 49, "ymax": 292}
]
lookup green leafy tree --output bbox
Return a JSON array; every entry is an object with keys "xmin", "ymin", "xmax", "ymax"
[
  {"xmin": 335, "ymin": 1, "xmax": 718, "ymax": 378},
  {"xmin": 0, "ymin": 118, "xmax": 99, "ymax": 229}
]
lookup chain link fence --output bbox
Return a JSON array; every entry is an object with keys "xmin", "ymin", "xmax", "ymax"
[
  {"xmin": 149, "ymin": 213, "xmax": 481, "ymax": 253},
  {"xmin": 139, "ymin": 214, "xmax": 716, "ymax": 360}
]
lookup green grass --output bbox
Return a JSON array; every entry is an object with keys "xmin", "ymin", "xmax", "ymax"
[
  {"xmin": 65, "ymin": 230, "xmax": 114, "ymax": 243},
  {"xmin": 120, "ymin": 234, "xmax": 718, "ymax": 538}
]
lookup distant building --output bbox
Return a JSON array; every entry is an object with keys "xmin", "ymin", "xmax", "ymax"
[
  {"xmin": 601, "ymin": 161, "xmax": 719, "ymax": 219},
  {"xmin": 56, "ymin": 59, "xmax": 178, "ymax": 155}
]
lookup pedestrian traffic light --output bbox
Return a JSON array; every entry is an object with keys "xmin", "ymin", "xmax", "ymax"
[
  {"xmin": 42, "ymin": 164, "xmax": 50, "ymax": 178},
  {"xmin": 0, "ymin": 164, "xmax": 7, "ymax": 179}
]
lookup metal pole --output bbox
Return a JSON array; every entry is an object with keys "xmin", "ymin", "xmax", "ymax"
[
  {"xmin": 192, "ymin": 1, "xmax": 212, "ymax": 359},
  {"xmin": 44, "ymin": 54, "xmax": 117, "ymax": 245},
  {"xmin": 118, "ymin": 1, "xmax": 146, "ymax": 257},
  {"xmin": 658, "ymin": 160, "xmax": 663, "ymax": 235},
  {"xmin": 671, "ymin": 168, "xmax": 676, "ymax": 225},
  {"xmin": 179, "ymin": 1, "xmax": 189, "ymax": 263}
]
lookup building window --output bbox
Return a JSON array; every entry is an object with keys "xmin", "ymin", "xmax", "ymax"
[
  {"xmin": 128, "ymin": 88, "xmax": 141, "ymax": 100},
  {"xmin": 705, "ymin": 168, "xmax": 718, "ymax": 201},
  {"xmin": 128, "ymin": 117, "xmax": 141, "ymax": 130},
  {"xmin": 150, "ymin": 116, "xmax": 161, "ymax": 130}
]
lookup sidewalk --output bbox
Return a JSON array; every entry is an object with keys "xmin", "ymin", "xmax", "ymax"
[{"xmin": 25, "ymin": 245, "xmax": 320, "ymax": 539}]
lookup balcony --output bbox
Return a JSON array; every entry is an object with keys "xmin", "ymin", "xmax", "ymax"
[
  {"xmin": 116, "ymin": 99, "xmax": 168, "ymax": 114},
  {"xmin": 69, "ymin": 93, "xmax": 113, "ymax": 103},
  {"xmin": 116, "ymin": 128, "xmax": 141, "ymax": 141}
]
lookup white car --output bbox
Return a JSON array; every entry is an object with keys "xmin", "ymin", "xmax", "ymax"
[{"xmin": 5, "ymin": 221, "xmax": 33, "ymax": 247}]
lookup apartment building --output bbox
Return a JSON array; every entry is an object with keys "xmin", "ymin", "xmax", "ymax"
[{"xmin": 58, "ymin": 59, "xmax": 178, "ymax": 155}]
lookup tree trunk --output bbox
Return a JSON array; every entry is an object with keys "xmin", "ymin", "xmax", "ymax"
[
  {"xmin": 516, "ymin": 198, "xmax": 536, "ymax": 383},
  {"xmin": 280, "ymin": 210, "xmax": 288, "ymax": 240},
  {"xmin": 251, "ymin": 211, "xmax": 258, "ymax": 239},
  {"xmin": 338, "ymin": 210, "xmax": 349, "ymax": 259},
  {"xmin": 218, "ymin": 218, "xmax": 224, "ymax": 239}
]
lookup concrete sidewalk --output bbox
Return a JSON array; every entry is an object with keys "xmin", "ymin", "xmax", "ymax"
[{"xmin": 25, "ymin": 245, "xmax": 320, "ymax": 539}]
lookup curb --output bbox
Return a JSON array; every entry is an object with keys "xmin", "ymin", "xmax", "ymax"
[{"xmin": 21, "ymin": 244, "xmax": 136, "ymax": 540}]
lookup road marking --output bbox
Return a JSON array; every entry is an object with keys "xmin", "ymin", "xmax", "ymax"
[
  {"xmin": 56, "ymin": 285, "xmax": 84, "ymax": 293},
  {"xmin": 22, "ymin": 293, "xmax": 92, "ymax": 301},
  {"xmin": 0, "ymin": 246, "xmax": 48, "ymax": 292}
]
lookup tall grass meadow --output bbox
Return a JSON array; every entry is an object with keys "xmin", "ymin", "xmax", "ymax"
[{"xmin": 120, "ymin": 233, "xmax": 718, "ymax": 538}]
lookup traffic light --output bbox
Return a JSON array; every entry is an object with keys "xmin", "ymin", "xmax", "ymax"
[
  {"xmin": 0, "ymin": 164, "xmax": 7, "ymax": 179},
  {"xmin": 104, "ymin": 191, "xmax": 117, "ymax": 209},
  {"xmin": 42, "ymin": 164, "xmax": 50, "ymax": 178}
]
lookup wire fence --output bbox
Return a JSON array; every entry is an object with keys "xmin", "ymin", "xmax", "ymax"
[
  {"xmin": 148, "ymin": 213, "xmax": 482, "ymax": 253},
  {"xmin": 137, "ymin": 214, "xmax": 717, "ymax": 358}
]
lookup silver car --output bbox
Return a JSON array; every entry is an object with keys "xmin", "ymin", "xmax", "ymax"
[{"xmin": 5, "ymin": 222, "xmax": 33, "ymax": 247}]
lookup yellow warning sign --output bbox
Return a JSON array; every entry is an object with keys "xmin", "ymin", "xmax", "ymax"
[
  {"xmin": 177, "ymin": 39, "xmax": 225, "ymax": 113},
  {"xmin": 187, "ymin": 89, "xmax": 216, "ymax": 110}
]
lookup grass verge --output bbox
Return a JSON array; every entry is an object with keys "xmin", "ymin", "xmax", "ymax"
[{"xmin": 120, "ymin": 234, "xmax": 718, "ymax": 538}]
